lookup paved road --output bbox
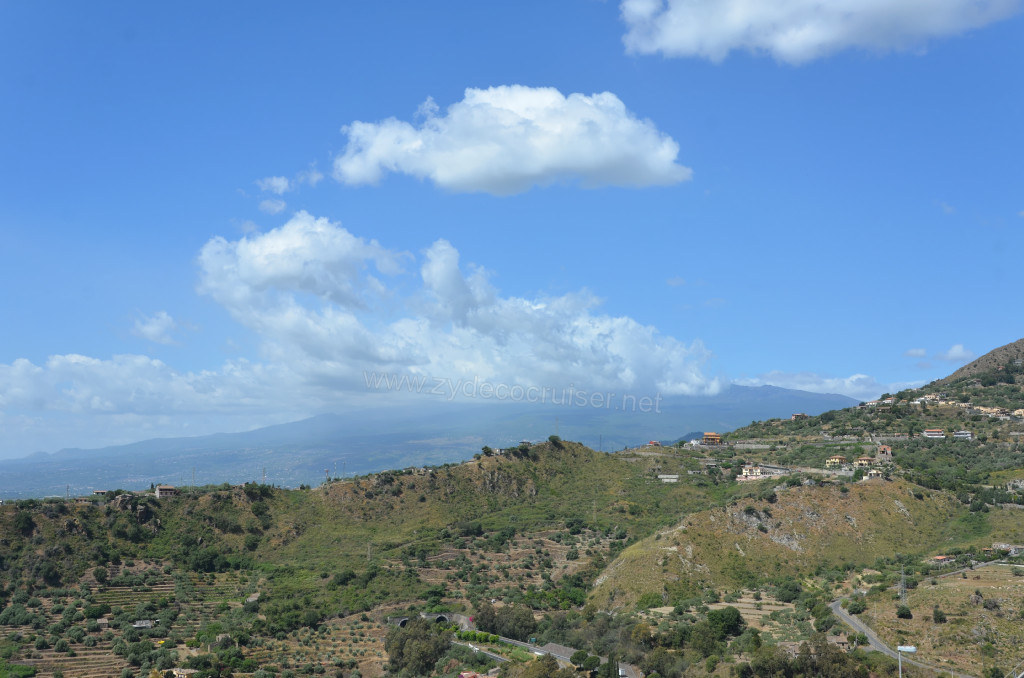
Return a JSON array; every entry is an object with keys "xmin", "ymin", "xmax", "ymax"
[
  {"xmin": 829, "ymin": 599, "xmax": 975, "ymax": 678},
  {"xmin": 454, "ymin": 640, "xmax": 508, "ymax": 665}
]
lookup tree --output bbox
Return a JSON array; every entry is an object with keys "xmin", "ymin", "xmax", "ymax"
[
  {"xmin": 13, "ymin": 511, "xmax": 34, "ymax": 536},
  {"xmin": 598, "ymin": 652, "xmax": 619, "ymax": 678},
  {"xmin": 689, "ymin": 621, "xmax": 721, "ymax": 658},
  {"xmin": 570, "ymin": 650, "xmax": 589, "ymax": 667},
  {"xmin": 750, "ymin": 645, "xmax": 790, "ymax": 678},
  {"xmin": 896, "ymin": 605, "xmax": 912, "ymax": 619},
  {"xmin": 707, "ymin": 606, "xmax": 745, "ymax": 638},
  {"xmin": 521, "ymin": 654, "xmax": 575, "ymax": 678},
  {"xmin": 846, "ymin": 597, "xmax": 866, "ymax": 614},
  {"xmin": 932, "ymin": 607, "xmax": 946, "ymax": 623},
  {"xmin": 384, "ymin": 617, "xmax": 451, "ymax": 675},
  {"xmin": 473, "ymin": 601, "xmax": 497, "ymax": 635}
]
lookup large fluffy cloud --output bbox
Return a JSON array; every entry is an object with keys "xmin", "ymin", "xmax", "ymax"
[
  {"xmin": 621, "ymin": 0, "xmax": 1021, "ymax": 63},
  {"xmin": 197, "ymin": 212, "xmax": 718, "ymax": 395},
  {"xmin": 1, "ymin": 213, "xmax": 721, "ymax": 456},
  {"xmin": 333, "ymin": 85, "xmax": 691, "ymax": 195}
]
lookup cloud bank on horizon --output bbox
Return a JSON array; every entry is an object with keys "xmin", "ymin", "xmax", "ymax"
[
  {"xmin": 333, "ymin": 85, "xmax": 692, "ymax": 195},
  {"xmin": 0, "ymin": 212, "xmax": 981, "ymax": 455},
  {"xmin": 621, "ymin": 0, "xmax": 1021, "ymax": 63},
  {"xmin": 0, "ymin": 213, "xmax": 725, "ymax": 454}
]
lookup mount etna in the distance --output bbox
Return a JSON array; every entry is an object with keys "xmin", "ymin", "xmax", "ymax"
[{"xmin": 0, "ymin": 385, "xmax": 857, "ymax": 499}]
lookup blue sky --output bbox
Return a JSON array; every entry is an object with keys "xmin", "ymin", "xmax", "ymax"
[{"xmin": 1, "ymin": 1, "xmax": 1022, "ymax": 458}]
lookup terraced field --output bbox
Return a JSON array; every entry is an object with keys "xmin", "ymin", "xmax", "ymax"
[
  {"xmin": 394, "ymin": 528, "xmax": 611, "ymax": 597},
  {"xmin": 246, "ymin": 613, "xmax": 389, "ymax": 677},
  {"xmin": 17, "ymin": 639, "xmax": 128, "ymax": 678},
  {"xmin": 0, "ymin": 565, "xmax": 261, "ymax": 678}
]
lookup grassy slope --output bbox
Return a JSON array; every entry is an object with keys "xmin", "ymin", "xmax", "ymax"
[
  {"xmin": 251, "ymin": 441, "xmax": 741, "ymax": 571},
  {"xmin": 860, "ymin": 564, "xmax": 1024, "ymax": 676},
  {"xmin": 590, "ymin": 478, "xmax": 1023, "ymax": 610}
]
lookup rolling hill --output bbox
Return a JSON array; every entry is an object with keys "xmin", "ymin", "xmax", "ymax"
[{"xmin": 0, "ymin": 384, "xmax": 857, "ymax": 499}]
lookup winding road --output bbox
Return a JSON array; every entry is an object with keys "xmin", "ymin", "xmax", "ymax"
[{"xmin": 829, "ymin": 599, "xmax": 974, "ymax": 678}]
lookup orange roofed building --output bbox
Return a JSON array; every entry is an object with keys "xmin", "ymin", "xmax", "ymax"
[{"xmin": 703, "ymin": 432, "xmax": 723, "ymax": 446}]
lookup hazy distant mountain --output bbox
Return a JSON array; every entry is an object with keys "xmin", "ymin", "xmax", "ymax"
[{"xmin": 0, "ymin": 384, "xmax": 857, "ymax": 499}]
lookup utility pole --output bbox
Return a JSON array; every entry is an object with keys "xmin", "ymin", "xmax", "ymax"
[{"xmin": 900, "ymin": 566, "xmax": 907, "ymax": 606}]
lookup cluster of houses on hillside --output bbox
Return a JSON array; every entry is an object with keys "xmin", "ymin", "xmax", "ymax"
[
  {"xmin": 859, "ymin": 391, "xmax": 1024, "ymax": 421},
  {"xmin": 823, "ymin": 445, "xmax": 894, "ymax": 478},
  {"xmin": 863, "ymin": 391, "xmax": 1024, "ymax": 420}
]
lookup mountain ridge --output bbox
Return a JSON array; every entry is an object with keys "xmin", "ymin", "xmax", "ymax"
[
  {"xmin": 0, "ymin": 384, "xmax": 857, "ymax": 499},
  {"xmin": 932, "ymin": 336, "xmax": 1024, "ymax": 387}
]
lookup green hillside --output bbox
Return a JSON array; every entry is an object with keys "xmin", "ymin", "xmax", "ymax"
[
  {"xmin": 2, "ymin": 340, "xmax": 1024, "ymax": 677},
  {"xmin": 590, "ymin": 478, "xmax": 1024, "ymax": 608}
]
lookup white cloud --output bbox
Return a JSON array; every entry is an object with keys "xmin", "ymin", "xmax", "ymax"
[
  {"xmin": 936, "ymin": 343, "xmax": 975, "ymax": 362},
  {"xmin": 297, "ymin": 166, "xmax": 324, "ymax": 187},
  {"xmin": 0, "ymin": 354, "xmax": 308, "ymax": 455},
  {"xmin": 735, "ymin": 371, "xmax": 924, "ymax": 402},
  {"xmin": 666, "ymin": 276, "xmax": 686, "ymax": 287},
  {"xmin": 197, "ymin": 211, "xmax": 719, "ymax": 396},
  {"xmin": 621, "ymin": 0, "xmax": 1022, "ymax": 63},
  {"xmin": 259, "ymin": 199, "xmax": 287, "ymax": 214},
  {"xmin": 2, "ymin": 213, "xmax": 721, "ymax": 456},
  {"xmin": 1, "ymin": 354, "xmax": 228, "ymax": 415},
  {"xmin": 904, "ymin": 347, "xmax": 927, "ymax": 358},
  {"xmin": 132, "ymin": 311, "xmax": 177, "ymax": 345},
  {"xmin": 333, "ymin": 85, "xmax": 691, "ymax": 195},
  {"xmin": 256, "ymin": 176, "xmax": 291, "ymax": 194},
  {"xmin": 736, "ymin": 371, "xmax": 883, "ymax": 401},
  {"xmin": 940, "ymin": 202, "xmax": 956, "ymax": 214}
]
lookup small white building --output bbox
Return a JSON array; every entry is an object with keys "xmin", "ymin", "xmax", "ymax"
[
  {"xmin": 953, "ymin": 430, "xmax": 973, "ymax": 440},
  {"xmin": 740, "ymin": 465, "xmax": 766, "ymax": 479}
]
